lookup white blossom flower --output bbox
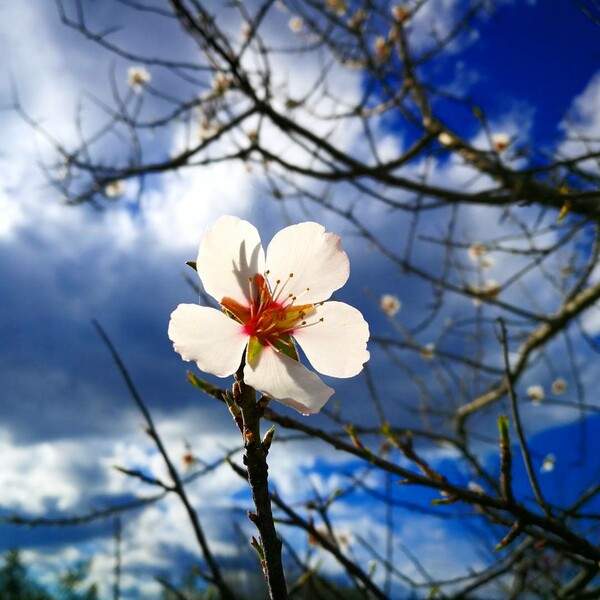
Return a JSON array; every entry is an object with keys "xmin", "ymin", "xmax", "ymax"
[
  {"xmin": 552, "ymin": 378, "xmax": 567, "ymax": 394},
  {"xmin": 104, "ymin": 180, "xmax": 125, "ymax": 198},
  {"xmin": 468, "ymin": 243, "xmax": 487, "ymax": 261},
  {"xmin": 288, "ymin": 16, "xmax": 304, "ymax": 32},
  {"xmin": 240, "ymin": 23, "xmax": 251, "ymax": 40},
  {"xmin": 438, "ymin": 132, "xmax": 455, "ymax": 147},
  {"xmin": 483, "ymin": 279, "xmax": 499, "ymax": 297},
  {"xmin": 169, "ymin": 216, "xmax": 370, "ymax": 415},
  {"xmin": 420, "ymin": 343, "xmax": 435, "ymax": 360},
  {"xmin": 540, "ymin": 454, "xmax": 556, "ymax": 473},
  {"xmin": 492, "ymin": 133, "xmax": 510, "ymax": 152},
  {"xmin": 182, "ymin": 451, "xmax": 197, "ymax": 472},
  {"xmin": 127, "ymin": 66, "xmax": 151, "ymax": 92},
  {"xmin": 527, "ymin": 384, "xmax": 545, "ymax": 404},
  {"xmin": 468, "ymin": 481, "xmax": 484, "ymax": 494},
  {"xmin": 380, "ymin": 294, "xmax": 401, "ymax": 316}
]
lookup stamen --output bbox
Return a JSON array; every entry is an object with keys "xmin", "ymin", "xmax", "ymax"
[
  {"xmin": 288, "ymin": 286, "xmax": 311, "ymax": 305},
  {"xmin": 293, "ymin": 316, "xmax": 324, "ymax": 332},
  {"xmin": 247, "ymin": 276, "xmax": 255, "ymax": 317},
  {"xmin": 273, "ymin": 274, "xmax": 294, "ymax": 303},
  {"xmin": 264, "ymin": 339, "xmax": 280, "ymax": 352},
  {"xmin": 236, "ymin": 268, "xmax": 324, "ymax": 346},
  {"xmin": 260, "ymin": 321, "xmax": 279, "ymax": 335},
  {"xmin": 258, "ymin": 281, "xmax": 270, "ymax": 312},
  {"xmin": 271, "ymin": 278, "xmax": 282, "ymax": 299},
  {"xmin": 280, "ymin": 292, "xmax": 296, "ymax": 308}
]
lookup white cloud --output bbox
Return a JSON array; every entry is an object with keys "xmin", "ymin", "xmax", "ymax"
[
  {"xmin": 558, "ymin": 70, "xmax": 600, "ymax": 179},
  {"xmin": 0, "ymin": 431, "xmax": 106, "ymax": 513},
  {"xmin": 564, "ymin": 71, "xmax": 600, "ymax": 137}
]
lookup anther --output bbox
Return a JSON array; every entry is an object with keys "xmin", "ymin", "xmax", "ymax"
[{"xmin": 289, "ymin": 273, "xmax": 294, "ymax": 277}]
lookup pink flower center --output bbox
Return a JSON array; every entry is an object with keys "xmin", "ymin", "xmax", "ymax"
[{"xmin": 221, "ymin": 273, "xmax": 317, "ymax": 349}]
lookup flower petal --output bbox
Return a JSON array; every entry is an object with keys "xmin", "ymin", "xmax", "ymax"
[
  {"xmin": 293, "ymin": 301, "xmax": 369, "ymax": 378},
  {"xmin": 168, "ymin": 304, "xmax": 248, "ymax": 377},
  {"xmin": 197, "ymin": 215, "xmax": 265, "ymax": 305},
  {"xmin": 265, "ymin": 222, "xmax": 349, "ymax": 304},
  {"xmin": 243, "ymin": 346, "xmax": 334, "ymax": 415}
]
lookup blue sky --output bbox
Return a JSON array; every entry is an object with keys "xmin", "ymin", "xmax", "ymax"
[{"xmin": 1, "ymin": 0, "xmax": 600, "ymax": 597}]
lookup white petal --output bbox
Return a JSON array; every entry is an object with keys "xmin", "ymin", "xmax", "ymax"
[
  {"xmin": 265, "ymin": 222, "xmax": 349, "ymax": 304},
  {"xmin": 243, "ymin": 346, "xmax": 334, "ymax": 415},
  {"xmin": 168, "ymin": 304, "xmax": 248, "ymax": 377},
  {"xmin": 293, "ymin": 301, "xmax": 369, "ymax": 378},
  {"xmin": 197, "ymin": 215, "xmax": 265, "ymax": 305}
]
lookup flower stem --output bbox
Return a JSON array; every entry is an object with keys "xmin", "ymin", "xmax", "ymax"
[{"xmin": 235, "ymin": 369, "xmax": 288, "ymax": 600}]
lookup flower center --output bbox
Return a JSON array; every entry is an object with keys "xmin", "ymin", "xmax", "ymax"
[{"xmin": 221, "ymin": 273, "xmax": 318, "ymax": 358}]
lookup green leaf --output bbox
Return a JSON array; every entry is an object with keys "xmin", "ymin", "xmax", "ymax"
[
  {"xmin": 272, "ymin": 334, "xmax": 300, "ymax": 361},
  {"xmin": 246, "ymin": 336, "xmax": 264, "ymax": 366}
]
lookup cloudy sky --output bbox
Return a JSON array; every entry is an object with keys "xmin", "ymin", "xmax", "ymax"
[{"xmin": 1, "ymin": 1, "xmax": 600, "ymax": 597}]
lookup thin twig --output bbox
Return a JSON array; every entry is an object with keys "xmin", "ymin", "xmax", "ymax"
[
  {"xmin": 234, "ymin": 370, "xmax": 288, "ymax": 600},
  {"xmin": 497, "ymin": 318, "xmax": 551, "ymax": 516}
]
